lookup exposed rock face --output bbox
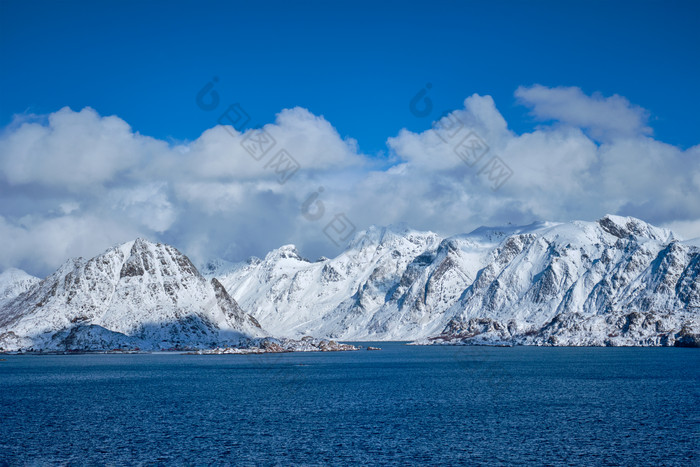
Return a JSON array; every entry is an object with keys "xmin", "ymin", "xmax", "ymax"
[
  {"xmin": 192, "ymin": 337, "xmax": 359, "ymax": 354},
  {"xmin": 0, "ymin": 239, "xmax": 263, "ymax": 351},
  {"xmin": 209, "ymin": 216, "xmax": 698, "ymax": 346}
]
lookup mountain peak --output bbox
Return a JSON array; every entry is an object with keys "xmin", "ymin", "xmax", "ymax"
[
  {"xmin": 265, "ymin": 244, "xmax": 309, "ymax": 262},
  {"xmin": 347, "ymin": 224, "xmax": 439, "ymax": 251},
  {"xmin": 0, "ymin": 239, "xmax": 264, "ymax": 351},
  {"xmin": 597, "ymin": 214, "xmax": 674, "ymax": 242},
  {"xmin": 118, "ymin": 237, "xmax": 200, "ymax": 280},
  {"xmin": 465, "ymin": 221, "xmax": 555, "ymax": 244},
  {"xmin": 0, "ymin": 268, "xmax": 38, "ymax": 282}
]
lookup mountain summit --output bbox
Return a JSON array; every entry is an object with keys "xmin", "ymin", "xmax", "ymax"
[{"xmin": 0, "ymin": 239, "xmax": 263, "ymax": 351}]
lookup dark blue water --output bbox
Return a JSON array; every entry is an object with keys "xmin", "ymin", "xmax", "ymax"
[{"xmin": 0, "ymin": 344, "xmax": 698, "ymax": 466}]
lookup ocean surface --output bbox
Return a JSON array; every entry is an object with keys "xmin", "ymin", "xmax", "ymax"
[{"xmin": 0, "ymin": 344, "xmax": 698, "ymax": 466}]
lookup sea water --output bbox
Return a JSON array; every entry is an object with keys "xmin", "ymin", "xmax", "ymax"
[{"xmin": 1, "ymin": 344, "xmax": 697, "ymax": 465}]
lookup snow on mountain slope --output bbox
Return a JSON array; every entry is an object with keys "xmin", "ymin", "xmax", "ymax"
[
  {"xmin": 212, "ymin": 216, "xmax": 698, "ymax": 346},
  {"xmin": 430, "ymin": 216, "xmax": 696, "ymax": 345},
  {"xmin": 0, "ymin": 239, "xmax": 264, "ymax": 351},
  {"xmin": 2, "ymin": 215, "xmax": 696, "ymax": 349},
  {"xmin": 360, "ymin": 221, "xmax": 560, "ymax": 339},
  {"xmin": 208, "ymin": 222, "xmax": 561, "ymax": 340},
  {"xmin": 0, "ymin": 268, "xmax": 40, "ymax": 308},
  {"xmin": 209, "ymin": 225, "xmax": 442, "ymax": 339}
]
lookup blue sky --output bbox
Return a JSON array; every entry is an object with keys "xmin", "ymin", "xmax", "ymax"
[
  {"xmin": 1, "ymin": 0, "xmax": 698, "ymax": 152},
  {"xmin": 1, "ymin": 0, "xmax": 699, "ymax": 276}
]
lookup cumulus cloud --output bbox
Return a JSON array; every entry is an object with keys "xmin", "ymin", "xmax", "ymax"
[
  {"xmin": 0, "ymin": 107, "xmax": 167, "ymax": 189},
  {"xmin": 1, "ymin": 86, "xmax": 699, "ymax": 277},
  {"xmin": 515, "ymin": 85, "xmax": 652, "ymax": 141}
]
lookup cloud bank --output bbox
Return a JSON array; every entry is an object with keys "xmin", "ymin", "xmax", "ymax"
[{"xmin": 1, "ymin": 85, "xmax": 699, "ymax": 276}]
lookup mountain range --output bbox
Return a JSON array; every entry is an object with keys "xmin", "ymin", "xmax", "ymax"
[{"xmin": 1, "ymin": 215, "xmax": 698, "ymax": 350}]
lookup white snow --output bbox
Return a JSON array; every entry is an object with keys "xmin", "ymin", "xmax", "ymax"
[
  {"xmin": 1, "ymin": 215, "xmax": 698, "ymax": 350},
  {"xmin": 0, "ymin": 239, "xmax": 264, "ymax": 351},
  {"xmin": 208, "ymin": 215, "xmax": 699, "ymax": 345},
  {"xmin": 0, "ymin": 268, "xmax": 40, "ymax": 308}
]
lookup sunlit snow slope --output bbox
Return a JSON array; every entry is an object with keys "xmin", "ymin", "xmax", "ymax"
[
  {"xmin": 0, "ymin": 239, "xmax": 263, "ymax": 351},
  {"xmin": 208, "ymin": 216, "xmax": 698, "ymax": 346}
]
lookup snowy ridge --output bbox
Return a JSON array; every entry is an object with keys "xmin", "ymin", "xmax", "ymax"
[
  {"xmin": 432, "ymin": 216, "xmax": 697, "ymax": 346},
  {"xmin": 211, "ymin": 216, "xmax": 699, "ymax": 346},
  {"xmin": 0, "ymin": 268, "xmax": 40, "ymax": 308},
  {"xmin": 211, "ymin": 225, "xmax": 442, "ymax": 339}
]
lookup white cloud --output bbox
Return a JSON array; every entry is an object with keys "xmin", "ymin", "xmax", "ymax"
[
  {"xmin": 0, "ymin": 214, "xmax": 141, "ymax": 274},
  {"xmin": 0, "ymin": 107, "xmax": 167, "ymax": 189},
  {"xmin": 515, "ymin": 85, "xmax": 652, "ymax": 141},
  {"xmin": 108, "ymin": 183, "xmax": 177, "ymax": 233},
  {"xmin": 168, "ymin": 107, "xmax": 364, "ymax": 182},
  {"xmin": 1, "ymin": 87, "xmax": 699, "ymax": 277}
]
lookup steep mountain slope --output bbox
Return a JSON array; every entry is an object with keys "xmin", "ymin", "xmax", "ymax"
[
  {"xmin": 434, "ymin": 216, "xmax": 699, "ymax": 346},
  {"xmin": 211, "ymin": 216, "xmax": 699, "ymax": 345},
  {"xmin": 0, "ymin": 239, "xmax": 263, "ymax": 351},
  {"xmin": 207, "ymin": 225, "xmax": 442, "ymax": 339},
  {"xmin": 0, "ymin": 268, "xmax": 40, "ymax": 308}
]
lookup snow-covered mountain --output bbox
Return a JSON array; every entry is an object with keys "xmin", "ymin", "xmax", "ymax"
[
  {"xmin": 432, "ymin": 216, "xmax": 699, "ymax": 346},
  {"xmin": 206, "ymin": 225, "xmax": 442, "ymax": 339},
  {"xmin": 2, "ymin": 215, "xmax": 698, "ymax": 350},
  {"xmin": 207, "ymin": 215, "xmax": 699, "ymax": 346},
  {"xmin": 0, "ymin": 239, "xmax": 264, "ymax": 351},
  {"xmin": 0, "ymin": 268, "xmax": 40, "ymax": 308}
]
